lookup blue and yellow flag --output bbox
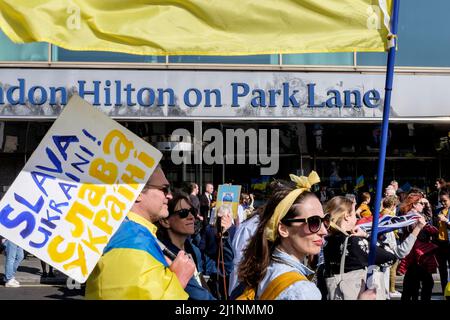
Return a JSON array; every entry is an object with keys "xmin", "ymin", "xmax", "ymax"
[
  {"xmin": 0, "ymin": 0, "xmax": 392, "ymax": 56},
  {"xmin": 355, "ymin": 175, "xmax": 365, "ymax": 190}
]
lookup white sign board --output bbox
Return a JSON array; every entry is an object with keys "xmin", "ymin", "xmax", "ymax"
[
  {"xmin": 0, "ymin": 69, "xmax": 449, "ymax": 120},
  {"xmin": 0, "ymin": 95, "xmax": 162, "ymax": 283}
]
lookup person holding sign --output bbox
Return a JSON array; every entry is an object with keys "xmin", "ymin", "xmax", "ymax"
[{"xmin": 85, "ymin": 166, "xmax": 195, "ymax": 300}]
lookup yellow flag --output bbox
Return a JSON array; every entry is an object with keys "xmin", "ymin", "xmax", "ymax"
[{"xmin": 0, "ymin": 0, "xmax": 391, "ymax": 56}]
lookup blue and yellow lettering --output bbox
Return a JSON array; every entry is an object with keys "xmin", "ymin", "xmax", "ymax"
[
  {"xmin": 58, "ymin": 182, "xmax": 77, "ymax": 201},
  {"xmin": 65, "ymin": 172, "xmax": 80, "ymax": 183},
  {"xmin": 49, "ymin": 200, "xmax": 68, "ymax": 214},
  {"xmin": 36, "ymin": 147, "xmax": 62, "ymax": 173},
  {"xmin": 0, "ymin": 204, "xmax": 35, "ymax": 239},
  {"xmin": 63, "ymin": 244, "xmax": 88, "ymax": 276},
  {"xmin": 82, "ymin": 227, "xmax": 108, "ymax": 254},
  {"xmin": 71, "ymin": 153, "xmax": 90, "ymax": 173},
  {"xmin": 14, "ymin": 193, "xmax": 44, "ymax": 214},
  {"xmin": 52, "ymin": 135, "xmax": 79, "ymax": 161},
  {"xmin": 31, "ymin": 171, "xmax": 56, "ymax": 197},
  {"xmin": 41, "ymin": 209, "xmax": 61, "ymax": 229},
  {"xmin": 29, "ymin": 226, "xmax": 52, "ymax": 248},
  {"xmin": 79, "ymin": 145, "xmax": 94, "ymax": 157}
]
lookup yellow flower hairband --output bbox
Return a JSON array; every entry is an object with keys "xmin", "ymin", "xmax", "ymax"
[{"xmin": 264, "ymin": 171, "xmax": 320, "ymax": 242}]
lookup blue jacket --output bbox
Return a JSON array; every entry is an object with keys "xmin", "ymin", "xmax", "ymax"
[
  {"xmin": 200, "ymin": 225, "xmax": 235, "ymax": 276},
  {"xmin": 160, "ymin": 237, "xmax": 216, "ymax": 300}
]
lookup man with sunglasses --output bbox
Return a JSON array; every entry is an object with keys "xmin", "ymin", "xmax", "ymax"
[{"xmin": 86, "ymin": 165, "xmax": 196, "ymax": 300}]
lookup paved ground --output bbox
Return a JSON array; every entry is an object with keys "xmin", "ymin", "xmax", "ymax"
[
  {"xmin": 0, "ymin": 253, "xmax": 68, "ymax": 286},
  {"xmin": 0, "ymin": 254, "xmax": 446, "ymax": 300},
  {"xmin": 0, "ymin": 285, "xmax": 84, "ymax": 300}
]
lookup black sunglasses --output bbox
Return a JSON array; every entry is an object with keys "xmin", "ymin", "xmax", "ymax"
[
  {"xmin": 172, "ymin": 207, "xmax": 197, "ymax": 219},
  {"xmin": 148, "ymin": 184, "xmax": 171, "ymax": 196},
  {"xmin": 282, "ymin": 214, "xmax": 330, "ymax": 233}
]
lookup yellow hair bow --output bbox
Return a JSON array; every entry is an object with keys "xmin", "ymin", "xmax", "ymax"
[{"xmin": 264, "ymin": 171, "xmax": 320, "ymax": 242}]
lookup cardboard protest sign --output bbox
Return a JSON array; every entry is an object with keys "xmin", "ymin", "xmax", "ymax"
[
  {"xmin": 215, "ymin": 185, "xmax": 241, "ymax": 220},
  {"xmin": 0, "ymin": 95, "xmax": 162, "ymax": 283}
]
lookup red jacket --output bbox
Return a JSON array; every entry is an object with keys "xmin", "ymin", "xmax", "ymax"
[{"xmin": 398, "ymin": 225, "xmax": 439, "ymax": 274}]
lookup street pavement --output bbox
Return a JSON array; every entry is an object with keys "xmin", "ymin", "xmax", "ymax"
[
  {"xmin": 0, "ymin": 253, "xmax": 84, "ymax": 300},
  {"xmin": 0, "ymin": 254, "xmax": 446, "ymax": 300}
]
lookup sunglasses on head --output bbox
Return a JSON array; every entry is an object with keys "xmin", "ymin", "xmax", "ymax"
[
  {"xmin": 282, "ymin": 214, "xmax": 330, "ymax": 233},
  {"xmin": 148, "ymin": 184, "xmax": 171, "ymax": 196},
  {"xmin": 172, "ymin": 207, "xmax": 197, "ymax": 219}
]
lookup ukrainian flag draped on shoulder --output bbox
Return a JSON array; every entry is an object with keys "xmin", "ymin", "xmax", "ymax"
[{"xmin": 0, "ymin": 0, "xmax": 392, "ymax": 56}]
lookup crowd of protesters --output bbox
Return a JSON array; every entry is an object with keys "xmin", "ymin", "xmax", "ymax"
[
  {"xmin": 79, "ymin": 162, "xmax": 449, "ymax": 300},
  {"xmin": 4, "ymin": 164, "xmax": 447, "ymax": 301}
]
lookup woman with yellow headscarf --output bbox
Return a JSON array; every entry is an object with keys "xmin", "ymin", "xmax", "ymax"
[{"xmin": 234, "ymin": 171, "xmax": 334, "ymax": 300}]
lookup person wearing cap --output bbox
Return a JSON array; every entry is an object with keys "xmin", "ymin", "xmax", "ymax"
[{"xmin": 85, "ymin": 165, "xmax": 195, "ymax": 300}]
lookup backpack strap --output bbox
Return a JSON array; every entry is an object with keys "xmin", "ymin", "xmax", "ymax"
[
  {"xmin": 339, "ymin": 236, "xmax": 350, "ymax": 275},
  {"xmin": 260, "ymin": 271, "xmax": 307, "ymax": 300}
]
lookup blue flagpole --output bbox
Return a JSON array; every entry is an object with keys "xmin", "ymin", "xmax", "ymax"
[{"xmin": 366, "ymin": 0, "xmax": 400, "ymax": 289}]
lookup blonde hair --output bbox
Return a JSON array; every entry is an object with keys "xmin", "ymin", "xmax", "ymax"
[
  {"xmin": 382, "ymin": 195, "xmax": 398, "ymax": 210},
  {"xmin": 324, "ymin": 196, "xmax": 354, "ymax": 234}
]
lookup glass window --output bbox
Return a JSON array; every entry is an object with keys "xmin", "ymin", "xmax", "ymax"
[
  {"xmin": 169, "ymin": 55, "xmax": 278, "ymax": 64},
  {"xmin": 282, "ymin": 53, "xmax": 353, "ymax": 66},
  {"xmin": 53, "ymin": 47, "xmax": 165, "ymax": 63},
  {"xmin": 356, "ymin": 52, "xmax": 386, "ymax": 66},
  {"xmin": 0, "ymin": 30, "xmax": 48, "ymax": 61},
  {"xmin": 358, "ymin": 0, "xmax": 450, "ymax": 67}
]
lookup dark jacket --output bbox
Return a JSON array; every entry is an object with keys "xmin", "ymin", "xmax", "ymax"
[
  {"xmin": 199, "ymin": 193, "xmax": 212, "ymax": 226},
  {"xmin": 199, "ymin": 224, "xmax": 236, "ymax": 276},
  {"xmin": 323, "ymin": 233, "xmax": 396, "ymax": 277},
  {"xmin": 189, "ymin": 194, "xmax": 201, "ymax": 215},
  {"xmin": 160, "ymin": 237, "xmax": 216, "ymax": 300}
]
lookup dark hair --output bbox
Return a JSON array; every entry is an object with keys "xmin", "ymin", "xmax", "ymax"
[
  {"xmin": 156, "ymin": 191, "xmax": 193, "ymax": 242},
  {"xmin": 437, "ymin": 178, "xmax": 446, "ymax": 185},
  {"xmin": 188, "ymin": 182, "xmax": 198, "ymax": 194},
  {"xmin": 237, "ymin": 180, "xmax": 316, "ymax": 289},
  {"xmin": 440, "ymin": 187, "xmax": 449, "ymax": 197},
  {"xmin": 240, "ymin": 193, "xmax": 249, "ymax": 203},
  {"xmin": 360, "ymin": 192, "xmax": 371, "ymax": 203}
]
